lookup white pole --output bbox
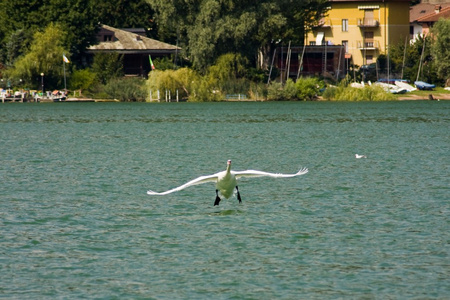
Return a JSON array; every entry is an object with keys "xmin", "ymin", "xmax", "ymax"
[
  {"xmin": 297, "ymin": 44, "xmax": 306, "ymax": 80},
  {"xmin": 417, "ymin": 35, "xmax": 426, "ymax": 82},
  {"xmin": 176, "ymin": 89, "xmax": 179, "ymax": 102},
  {"xmin": 267, "ymin": 49, "xmax": 276, "ymax": 85},
  {"xmin": 286, "ymin": 41, "xmax": 291, "ymax": 82},
  {"xmin": 63, "ymin": 54, "xmax": 67, "ymax": 92}
]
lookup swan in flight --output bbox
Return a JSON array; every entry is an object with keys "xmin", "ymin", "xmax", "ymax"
[{"xmin": 147, "ymin": 160, "xmax": 308, "ymax": 206}]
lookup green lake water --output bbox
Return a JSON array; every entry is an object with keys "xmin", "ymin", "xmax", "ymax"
[{"xmin": 1, "ymin": 101, "xmax": 449, "ymax": 299}]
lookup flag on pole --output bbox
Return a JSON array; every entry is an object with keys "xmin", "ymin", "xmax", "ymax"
[
  {"xmin": 149, "ymin": 55, "xmax": 155, "ymax": 70},
  {"xmin": 63, "ymin": 54, "xmax": 70, "ymax": 63}
]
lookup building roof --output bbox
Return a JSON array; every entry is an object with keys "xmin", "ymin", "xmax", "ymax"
[
  {"xmin": 410, "ymin": 2, "xmax": 450, "ymax": 22},
  {"xmin": 417, "ymin": 5, "xmax": 450, "ymax": 22},
  {"xmin": 88, "ymin": 24, "xmax": 180, "ymax": 54}
]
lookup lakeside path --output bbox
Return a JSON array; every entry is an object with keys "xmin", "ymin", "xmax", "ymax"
[{"xmin": 398, "ymin": 92, "xmax": 450, "ymax": 101}]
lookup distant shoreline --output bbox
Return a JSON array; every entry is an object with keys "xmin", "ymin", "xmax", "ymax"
[
  {"xmin": 397, "ymin": 93, "xmax": 450, "ymax": 101},
  {"xmin": 4, "ymin": 94, "xmax": 449, "ymax": 103}
]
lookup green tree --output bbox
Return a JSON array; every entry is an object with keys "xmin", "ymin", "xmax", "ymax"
[
  {"xmin": 413, "ymin": 35, "xmax": 439, "ymax": 84},
  {"xmin": 147, "ymin": 0, "xmax": 328, "ymax": 71},
  {"xmin": 147, "ymin": 68, "xmax": 202, "ymax": 100},
  {"xmin": 384, "ymin": 35, "xmax": 438, "ymax": 83},
  {"xmin": 41, "ymin": 0, "xmax": 98, "ymax": 64},
  {"xmin": 3, "ymin": 29, "xmax": 32, "ymax": 67},
  {"xmin": 91, "ymin": 53, "xmax": 123, "ymax": 84},
  {"xmin": 69, "ymin": 68, "xmax": 96, "ymax": 92},
  {"xmin": 94, "ymin": 0, "xmax": 155, "ymax": 34},
  {"xmin": 0, "ymin": 0, "xmax": 43, "ymax": 46},
  {"xmin": 431, "ymin": 19, "xmax": 450, "ymax": 83},
  {"xmin": 6, "ymin": 23, "xmax": 68, "ymax": 89},
  {"xmin": 207, "ymin": 53, "xmax": 250, "ymax": 94},
  {"xmin": 0, "ymin": 0, "xmax": 98, "ymax": 67}
]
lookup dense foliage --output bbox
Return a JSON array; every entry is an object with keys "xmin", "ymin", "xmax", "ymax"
[
  {"xmin": 147, "ymin": 0, "xmax": 328, "ymax": 70},
  {"xmin": 91, "ymin": 53, "xmax": 124, "ymax": 85},
  {"xmin": 381, "ymin": 35, "xmax": 438, "ymax": 84},
  {"xmin": 5, "ymin": 23, "xmax": 68, "ymax": 90},
  {"xmin": 1, "ymin": 0, "xmax": 448, "ymax": 100},
  {"xmin": 0, "ymin": 0, "xmax": 154, "ymax": 68},
  {"xmin": 104, "ymin": 77, "xmax": 147, "ymax": 101},
  {"xmin": 431, "ymin": 19, "xmax": 450, "ymax": 83}
]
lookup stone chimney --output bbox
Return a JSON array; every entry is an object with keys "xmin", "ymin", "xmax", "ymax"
[{"xmin": 435, "ymin": 5, "xmax": 441, "ymax": 13}]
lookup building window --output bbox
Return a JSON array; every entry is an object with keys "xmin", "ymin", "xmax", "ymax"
[
  {"xmin": 342, "ymin": 19, "xmax": 348, "ymax": 32},
  {"xmin": 364, "ymin": 10, "xmax": 374, "ymax": 25},
  {"xmin": 364, "ymin": 31, "xmax": 374, "ymax": 47},
  {"xmin": 310, "ymin": 41, "xmax": 316, "ymax": 46},
  {"xmin": 342, "ymin": 40, "xmax": 348, "ymax": 53},
  {"xmin": 366, "ymin": 55, "xmax": 373, "ymax": 64},
  {"xmin": 104, "ymin": 35, "xmax": 113, "ymax": 42}
]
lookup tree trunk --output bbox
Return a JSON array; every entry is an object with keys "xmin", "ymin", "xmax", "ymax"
[{"xmin": 258, "ymin": 42, "xmax": 274, "ymax": 70}]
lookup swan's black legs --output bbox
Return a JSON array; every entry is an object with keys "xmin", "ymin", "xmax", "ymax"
[
  {"xmin": 214, "ymin": 189, "xmax": 221, "ymax": 206},
  {"xmin": 236, "ymin": 186, "xmax": 242, "ymax": 203}
]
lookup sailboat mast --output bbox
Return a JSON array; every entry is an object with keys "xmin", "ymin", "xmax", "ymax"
[
  {"xmin": 416, "ymin": 35, "xmax": 426, "ymax": 82},
  {"xmin": 297, "ymin": 43, "xmax": 306, "ymax": 80},
  {"xmin": 401, "ymin": 36, "xmax": 407, "ymax": 79}
]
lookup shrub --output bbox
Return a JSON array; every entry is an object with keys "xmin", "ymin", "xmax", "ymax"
[
  {"xmin": 283, "ymin": 79, "xmax": 298, "ymax": 100},
  {"xmin": 267, "ymin": 81, "xmax": 284, "ymax": 101},
  {"xmin": 324, "ymin": 84, "xmax": 396, "ymax": 101},
  {"xmin": 104, "ymin": 77, "xmax": 147, "ymax": 101},
  {"xmin": 147, "ymin": 68, "xmax": 219, "ymax": 101},
  {"xmin": 267, "ymin": 77, "xmax": 322, "ymax": 101},
  {"xmin": 92, "ymin": 53, "xmax": 123, "ymax": 85},
  {"xmin": 69, "ymin": 68, "xmax": 96, "ymax": 93},
  {"xmin": 295, "ymin": 77, "xmax": 322, "ymax": 100},
  {"xmin": 248, "ymin": 82, "xmax": 267, "ymax": 100}
]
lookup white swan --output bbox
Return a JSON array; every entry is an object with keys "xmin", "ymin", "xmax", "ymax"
[
  {"xmin": 147, "ymin": 160, "xmax": 308, "ymax": 205},
  {"xmin": 355, "ymin": 154, "xmax": 367, "ymax": 158}
]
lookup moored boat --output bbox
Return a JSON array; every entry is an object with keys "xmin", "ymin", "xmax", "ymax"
[{"xmin": 414, "ymin": 81, "xmax": 435, "ymax": 90}]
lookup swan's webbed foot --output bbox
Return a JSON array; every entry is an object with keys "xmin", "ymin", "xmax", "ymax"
[
  {"xmin": 214, "ymin": 189, "xmax": 221, "ymax": 206},
  {"xmin": 236, "ymin": 186, "xmax": 242, "ymax": 203}
]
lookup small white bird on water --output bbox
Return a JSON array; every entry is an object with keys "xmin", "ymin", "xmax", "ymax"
[
  {"xmin": 355, "ymin": 154, "xmax": 367, "ymax": 159},
  {"xmin": 147, "ymin": 160, "xmax": 308, "ymax": 206}
]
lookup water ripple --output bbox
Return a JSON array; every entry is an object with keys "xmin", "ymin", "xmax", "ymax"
[{"xmin": 1, "ymin": 101, "xmax": 448, "ymax": 299}]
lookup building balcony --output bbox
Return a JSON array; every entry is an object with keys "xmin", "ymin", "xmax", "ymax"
[
  {"xmin": 357, "ymin": 18, "xmax": 379, "ymax": 27},
  {"xmin": 314, "ymin": 18, "xmax": 332, "ymax": 28},
  {"xmin": 357, "ymin": 40, "xmax": 380, "ymax": 50}
]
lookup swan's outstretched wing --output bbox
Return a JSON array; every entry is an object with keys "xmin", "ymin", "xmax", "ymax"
[
  {"xmin": 233, "ymin": 167, "xmax": 308, "ymax": 179},
  {"xmin": 147, "ymin": 173, "xmax": 219, "ymax": 195}
]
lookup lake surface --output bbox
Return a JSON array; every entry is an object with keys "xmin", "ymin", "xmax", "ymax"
[{"xmin": 1, "ymin": 101, "xmax": 449, "ymax": 299}]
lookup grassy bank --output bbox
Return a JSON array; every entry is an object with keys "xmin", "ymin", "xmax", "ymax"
[{"xmin": 322, "ymin": 84, "xmax": 397, "ymax": 101}]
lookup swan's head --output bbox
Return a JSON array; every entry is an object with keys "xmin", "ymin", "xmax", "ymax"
[{"xmin": 226, "ymin": 160, "xmax": 232, "ymax": 171}]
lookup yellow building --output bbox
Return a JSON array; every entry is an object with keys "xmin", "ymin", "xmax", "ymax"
[{"xmin": 306, "ymin": 0, "xmax": 411, "ymax": 67}]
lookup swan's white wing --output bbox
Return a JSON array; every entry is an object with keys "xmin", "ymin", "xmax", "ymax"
[
  {"xmin": 233, "ymin": 167, "xmax": 308, "ymax": 179},
  {"xmin": 147, "ymin": 173, "xmax": 219, "ymax": 195}
]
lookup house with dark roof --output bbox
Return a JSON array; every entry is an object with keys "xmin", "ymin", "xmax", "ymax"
[
  {"xmin": 410, "ymin": 1, "xmax": 450, "ymax": 41},
  {"xmin": 87, "ymin": 24, "xmax": 180, "ymax": 76}
]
